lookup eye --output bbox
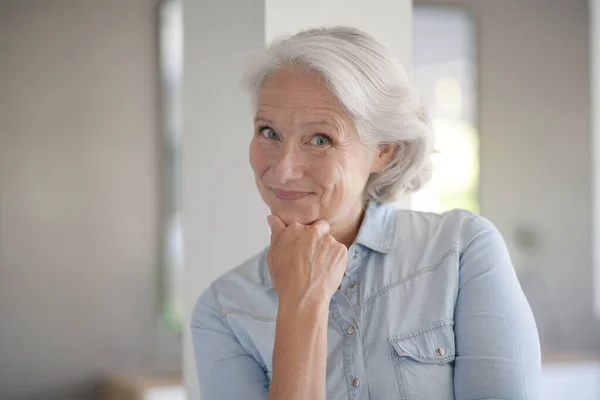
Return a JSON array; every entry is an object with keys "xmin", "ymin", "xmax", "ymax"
[
  {"xmin": 259, "ymin": 126, "xmax": 279, "ymax": 140},
  {"xmin": 310, "ymin": 134, "xmax": 332, "ymax": 146}
]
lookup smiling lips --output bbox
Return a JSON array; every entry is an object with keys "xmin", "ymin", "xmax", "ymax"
[{"xmin": 272, "ymin": 189, "xmax": 312, "ymax": 201}]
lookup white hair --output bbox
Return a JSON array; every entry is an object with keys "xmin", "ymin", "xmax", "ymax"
[{"xmin": 243, "ymin": 26, "xmax": 433, "ymax": 203}]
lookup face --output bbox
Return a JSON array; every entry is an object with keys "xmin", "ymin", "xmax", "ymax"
[{"xmin": 249, "ymin": 69, "xmax": 393, "ymax": 227}]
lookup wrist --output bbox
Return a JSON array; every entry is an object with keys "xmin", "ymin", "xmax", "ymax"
[{"xmin": 277, "ymin": 295, "xmax": 330, "ymax": 321}]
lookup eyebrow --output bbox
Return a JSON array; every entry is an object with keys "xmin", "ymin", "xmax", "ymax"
[
  {"xmin": 254, "ymin": 116, "xmax": 338, "ymax": 129},
  {"xmin": 254, "ymin": 116, "xmax": 273, "ymax": 125},
  {"xmin": 300, "ymin": 120, "xmax": 337, "ymax": 128}
]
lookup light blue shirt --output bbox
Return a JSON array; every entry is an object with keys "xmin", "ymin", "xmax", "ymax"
[{"xmin": 191, "ymin": 201, "xmax": 541, "ymax": 399}]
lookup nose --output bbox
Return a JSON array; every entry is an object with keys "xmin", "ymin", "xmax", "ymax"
[{"xmin": 270, "ymin": 145, "xmax": 305, "ymax": 184}]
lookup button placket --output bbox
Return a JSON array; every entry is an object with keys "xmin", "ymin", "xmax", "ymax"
[{"xmin": 332, "ymin": 292, "xmax": 366, "ymax": 399}]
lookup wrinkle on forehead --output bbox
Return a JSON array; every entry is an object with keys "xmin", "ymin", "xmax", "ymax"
[{"xmin": 255, "ymin": 69, "xmax": 355, "ymax": 137}]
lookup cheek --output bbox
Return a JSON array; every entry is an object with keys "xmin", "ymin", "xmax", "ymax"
[
  {"xmin": 308, "ymin": 158, "xmax": 338, "ymax": 187},
  {"xmin": 249, "ymin": 140, "xmax": 269, "ymax": 175},
  {"xmin": 314, "ymin": 151, "xmax": 371, "ymax": 192},
  {"xmin": 308, "ymin": 154, "xmax": 350, "ymax": 192}
]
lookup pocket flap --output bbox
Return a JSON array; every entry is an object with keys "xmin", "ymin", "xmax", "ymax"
[{"xmin": 389, "ymin": 320, "xmax": 455, "ymax": 364}]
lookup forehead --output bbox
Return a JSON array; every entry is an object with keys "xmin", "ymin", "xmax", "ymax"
[{"xmin": 256, "ymin": 69, "xmax": 348, "ymax": 121}]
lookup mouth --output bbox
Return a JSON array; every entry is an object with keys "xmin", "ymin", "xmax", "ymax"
[{"xmin": 272, "ymin": 188, "xmax": 313, "ymax": 201}]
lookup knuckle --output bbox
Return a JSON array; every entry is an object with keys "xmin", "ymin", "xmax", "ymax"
[
  {"xmin": 323, "ymin": 235, "xmax": 335, "ymax": 245},
  {"xmin": 308, "ymin": 224, "xmax": 321, "ymax": 235}
]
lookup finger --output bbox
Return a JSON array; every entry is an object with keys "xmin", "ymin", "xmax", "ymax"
[
  {"xmin": 311, "ymin": 219, "xmax": 331, "ymax": 236},
  {"xmin": 267, "ymin": 214, "xmax": 286, "ymax": 244}
]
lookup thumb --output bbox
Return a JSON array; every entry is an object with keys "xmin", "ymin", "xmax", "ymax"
[{"xmin": 267, "ymin": 215, "xmax": 286, "ymax": 244}]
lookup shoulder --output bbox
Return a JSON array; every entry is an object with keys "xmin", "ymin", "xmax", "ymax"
[
  {"xmin": 386, "ymin": 206, "xmax": 507, "ymax": 276},
  {"xmin": 192, "ymin": 246, "xmax": 274, "ymax": 325},
  {"xmin": 392, "ymin": 207, "xmax": 512, "ymax": 280},
  {"xmin": 393, "ymin": 206, "xmax": 493, "ymax": 250},
  {"xmin": 213, "ymin": 246, "xmax": 271, "ymax": 293}
]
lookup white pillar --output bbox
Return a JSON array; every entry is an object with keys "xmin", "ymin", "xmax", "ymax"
[
  {"xmin": 590, "ymin": 0, "xmax": 600, "ymax": 319},
  {"xmin": 182, "ymin": 1, "xmax": 413, "ymax": 398}
]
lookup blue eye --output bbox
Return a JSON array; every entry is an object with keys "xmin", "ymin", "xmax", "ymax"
[
  {"xmin": 259, "ymin": 127, "xmax": 279, "ymax": 140},
  {"xmin": 310, "ymin": 135, "xmax": 331, "ymax": 146}
]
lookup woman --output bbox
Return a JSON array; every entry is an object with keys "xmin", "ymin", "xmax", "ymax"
[{"xmin": 191, "ymin": 26, "xmax": 541, "ymax": 399}]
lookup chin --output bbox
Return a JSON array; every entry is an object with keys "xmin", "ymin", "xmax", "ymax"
[{"xmin": 268, "ymin": 202, "xmax": 321, "ymax": 226}]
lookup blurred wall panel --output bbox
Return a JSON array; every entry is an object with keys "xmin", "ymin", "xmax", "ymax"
[
  {"xmin": 416, "ymin": 0, "xmax": 599, "ymax": 354},
  {"xmin": 0, "ymin": 1, "xmax": 181, "ymax": 399}
]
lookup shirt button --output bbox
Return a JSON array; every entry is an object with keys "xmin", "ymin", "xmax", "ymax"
[
  {"xmin": 436, "ymin": 347, "xmax": 446, "ymax": 356},
  {"xmin": 352, "ymin": 250, "xmax": 359, "ymax": 259},
  {"xmin": 346, "ymin": 326, "xmax": 355, "ymax": 335},
  {"xmin": 352, "ymin": 378, "xmax": 360, "ymax": 388},
  {"xmin": 350, "ymin": 281, "xmax": 357, "ymax": 288}
]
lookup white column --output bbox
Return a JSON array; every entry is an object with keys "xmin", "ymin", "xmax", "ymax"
[
  {"xmin": 182, "ymin": 1, "xmax": 413, "ymax": 398},
  {"xmin": 590, "ymin": 0, "xmax": 600, "ymax": 319}
]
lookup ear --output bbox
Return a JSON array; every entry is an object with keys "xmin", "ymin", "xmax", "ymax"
[{"xmin": 371, "ymin": 143, "xmax": 396, "ymax": 173}]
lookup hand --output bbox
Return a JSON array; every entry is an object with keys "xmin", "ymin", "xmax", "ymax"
[{"xmin": 266, "ymin": 215, "xmax": 348, "ymax": 308}]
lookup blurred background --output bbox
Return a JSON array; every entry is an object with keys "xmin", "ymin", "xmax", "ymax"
[{"xmin": 1, "ymin": 0, "xmax": 599, "ymax": 399}]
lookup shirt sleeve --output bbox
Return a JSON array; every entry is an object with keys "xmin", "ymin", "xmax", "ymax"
[
  {"xmin": 454, "ymin": 214, "xmax": 541, "ymax": 400},
  {"xmin": 191, "ymin": 284, "xmax": 269, "ymax": 400}
]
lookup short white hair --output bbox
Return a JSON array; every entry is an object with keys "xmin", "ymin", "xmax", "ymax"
[{"xmin": 243, "ymin": 26, "xmax": 433, "ymax": 203}]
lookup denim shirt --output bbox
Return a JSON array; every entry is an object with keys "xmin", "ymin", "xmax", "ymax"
[{"xmin": 191, "ymin": 201, "xmax": 541, "ymax": 399}]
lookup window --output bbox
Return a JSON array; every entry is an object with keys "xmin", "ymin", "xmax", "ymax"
[
  {"xmin": 159, "ymin": 0, "xmax": 183, "ymax": 330},
  {"xmin": 412, "ymin": 6, "xmax": 479, "ymax": 214}
]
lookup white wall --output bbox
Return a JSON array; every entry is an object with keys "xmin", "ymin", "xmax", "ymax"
[
  {"xmin": 417, "ymin": 0, "xmax": 600, "ymax": 352},
  {"xmin": 0, "ymin": 1, "xmax": 181, "ymax": 399},
  {"xmin": 181, "ymin": 1, "xmax": 412, "ymax": 398},
  {"xmin": 590, "ymin": 0, "xmax": 600, "ymax": 319},
  {"xmin": 264, "ymin": 0, "xmax": 411, "ymax": 64},
  {"xmin": 180, "ymin": 2, "xmax": 268, "ymax": 399}
]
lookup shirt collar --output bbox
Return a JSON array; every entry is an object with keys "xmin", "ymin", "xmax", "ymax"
[
  {"xmin": 263, "ymin": 200, "xmax": 398, "ymax": 290},
  {"xmin": 353, "ymin": 200, "xmax": 398, "ymax": 254}
]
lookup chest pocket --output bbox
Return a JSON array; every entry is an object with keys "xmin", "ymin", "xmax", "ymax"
[{"xmin": 389, "ymin": 320, "xmax": 456, "ymax": 400}]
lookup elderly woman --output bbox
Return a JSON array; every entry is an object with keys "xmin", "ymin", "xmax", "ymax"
[{"xmin": 191, "ymin": 26, "xmax": 541, "ymax": 399}]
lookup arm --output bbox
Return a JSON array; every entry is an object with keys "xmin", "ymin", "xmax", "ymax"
[
  {"xmin": 268, "ymin": 299, "xmax": 329, "ymax": 400},
  {"xmin": 265, "ymin": 216, "xmax": 347, "ymax": 400},
  {"xmin": 192, "ymin": 216, "xmax": 346, "ymax": 400},
  {"xmin": 454, "ymin": 215, "xmax": 541, "ymax": 400},
  {"xmin": 191, "ymin": 285, "xmax": 270, "ymax": 400}
]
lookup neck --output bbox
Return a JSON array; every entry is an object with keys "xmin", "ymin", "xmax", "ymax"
[{"xmin": 330, "ymin": 201, "xmax": 367, "ymax": 248}]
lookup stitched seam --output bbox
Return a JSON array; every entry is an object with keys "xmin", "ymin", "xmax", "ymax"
[
  {"xmin": 212, "ymin": 284, "xmax": 271, "ymax": 391},
  {"xmin": 389, "ymin": 320, "xmax": 454, "ymax": 341},
  {"xmin": 342, "ymin": 292, "xmax": 371, "ymax": 397},
  {"xmin": 405, "ymin": 210, "xmax": 445, "ymax": 218},
  {"xmin": 343, "ymin": 349, "xmax": 352, "ymax": 400},
  {"xmin": 459, "ymin": 213, "xmax": 476, "ymax": 254},
  {"xmin": 221, "ymin": 307, "xmax": 277, "ymax": 322},
  {"xmin": 389, "ymin": 321, "xmax": 456, "ymax": 363},
  {"xmin": 391, "ymin": 348, "xmax": 455, "ymax": 363},
  {"xmin": 341, "ymin": 308, "xmax": 352, "ymax": 400},
  {"xmin": 391, "ymin": 350, "xmax": 455, "ymax": 363},
  {"xmin": 357, "ymin": 327, "xmax": 370, "ymax": 399},
  {"xmin": 211, "ymin": 284, "xmax": 239, "ymax": 332},
  {"xmin": 391, "ymin": 349, "xmax": 408, "ymax": 400},
  {"xmin": 359, "ymin": 248, "xmax": 458, "ymax": 308},
  {"xmin": 329, "ymin": 309, "xmax": 344, "ymax": 334},
  {"xmin": 360, "ymin": 205, "xmax": 398, "ymax": 253}
]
